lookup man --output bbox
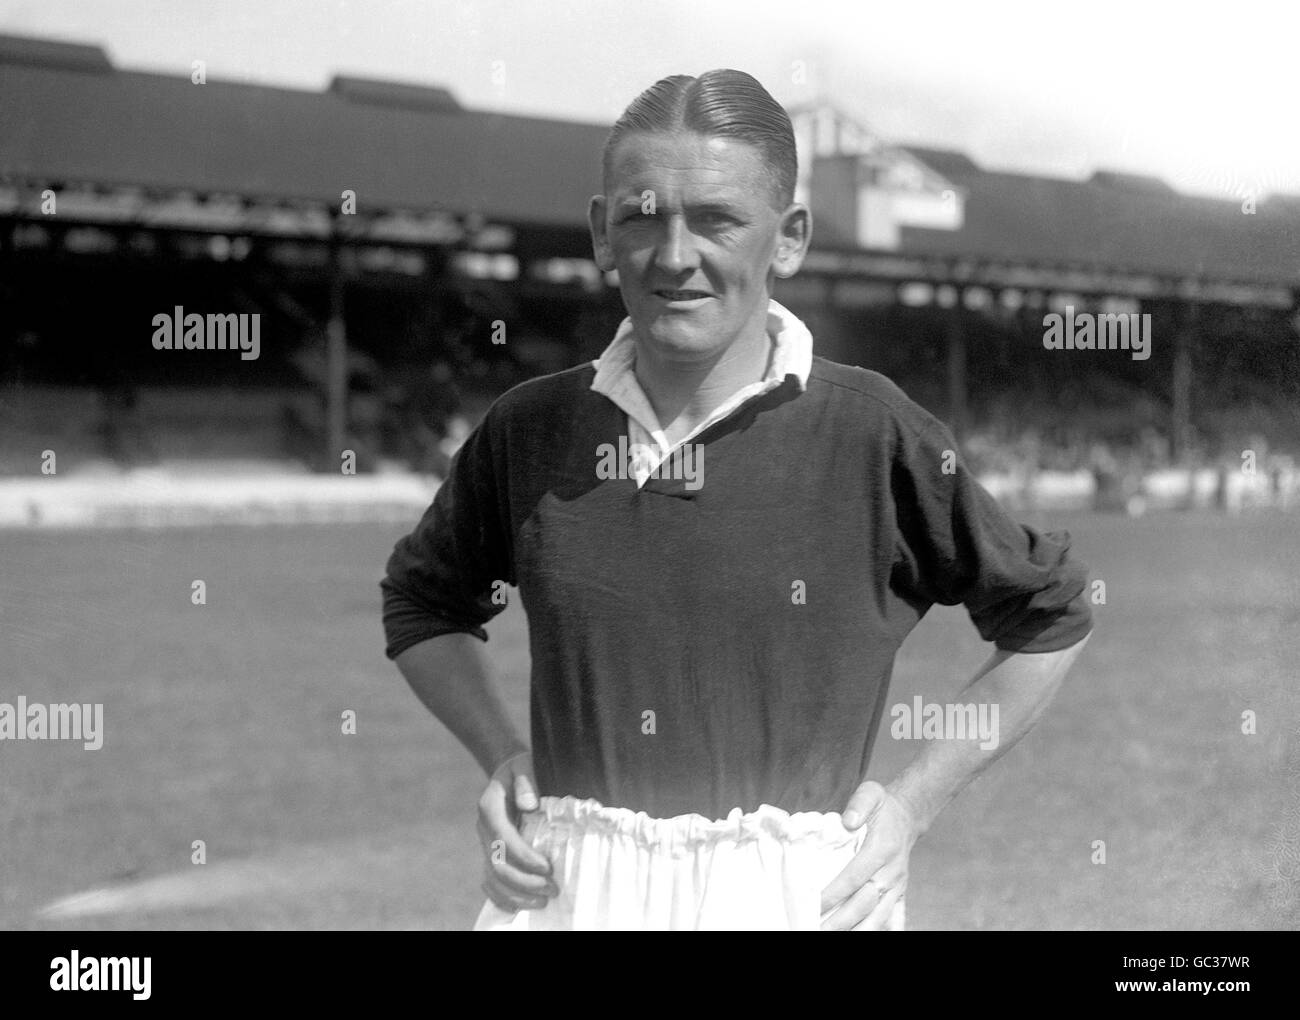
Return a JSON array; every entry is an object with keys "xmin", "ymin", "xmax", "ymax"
[{"xmin": 381, "ymin": 69, "xmax": 1093, "ymax": 931}]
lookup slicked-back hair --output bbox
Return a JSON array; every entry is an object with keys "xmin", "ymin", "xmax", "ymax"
[{"xmin": 601, "ymin": 69, "xmax": 798, "ymax": 211}]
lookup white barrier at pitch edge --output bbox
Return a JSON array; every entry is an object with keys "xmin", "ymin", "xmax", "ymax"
[
  {"xmin": 1, "ymin": 466, "xmax": 1295, "ymax": 528},
  {"xmin": 0, "ymin": 472, "xmax": 441, "ymax": 528},
  {"xmin": 980, "ymin": 467, "xmax": 1297, "ymax": 513}
]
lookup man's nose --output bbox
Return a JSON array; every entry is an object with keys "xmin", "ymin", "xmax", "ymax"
[{"xmin": 653, "ymin": 214, "xmax": 698, "ymax": 274}]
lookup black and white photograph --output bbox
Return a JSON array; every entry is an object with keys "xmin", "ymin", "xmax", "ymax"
[{"xmin": 0, "ymin": 0, "xmax": 1296, "ymax": 958}]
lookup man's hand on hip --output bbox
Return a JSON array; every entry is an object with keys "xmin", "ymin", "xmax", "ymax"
[
  {"xmin": 476, "ymin": 750, "xmax": 559, "ymax": 912},
  {"xmin": 820, "ymin": 780, "xmax": 919, "ymax": 931}
]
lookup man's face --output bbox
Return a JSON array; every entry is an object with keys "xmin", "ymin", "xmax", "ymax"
[{"xmin": 589, "ymin": 131, "xmax": 809, "ymax": 364}]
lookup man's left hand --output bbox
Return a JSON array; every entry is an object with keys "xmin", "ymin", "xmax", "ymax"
[{"xmin": 820, "ymin": 780, "xmax": 920, "ymax": 931}]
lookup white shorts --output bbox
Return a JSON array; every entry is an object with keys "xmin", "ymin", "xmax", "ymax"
[{"xmin": 473, "ymin": 795, "xmax": 907, "ymax": 931}]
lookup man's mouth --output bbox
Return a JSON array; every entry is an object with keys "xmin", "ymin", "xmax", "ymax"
[{"xmin": 654, "ymin": 289, "xmax": 712, "ymax": 301}]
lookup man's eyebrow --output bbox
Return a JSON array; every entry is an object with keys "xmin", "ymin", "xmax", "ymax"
[
  {"xmin": 686, "ymin": 200, "xmax": 744, "ymax": 215},
  {"xmin": 611, "ymin": 195, "xmax": 745, "ymax": 214}
]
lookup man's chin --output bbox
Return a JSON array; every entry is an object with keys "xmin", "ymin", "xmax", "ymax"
[{"xmin": 631, "ymin": 312, "xmax": 724, "ymax": 357}]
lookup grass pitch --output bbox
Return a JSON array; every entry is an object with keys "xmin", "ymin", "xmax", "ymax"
[{"xmin": 2, "ymin": 510, "xmax": 1296, "ymax": 929}]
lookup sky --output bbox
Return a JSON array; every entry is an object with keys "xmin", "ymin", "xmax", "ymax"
[{"xmin": 3, "ymin": 0, "xmax": 1299, "ymax": 198}]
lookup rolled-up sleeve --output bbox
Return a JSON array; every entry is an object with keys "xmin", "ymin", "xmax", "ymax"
[
  {"xmin": 380, "ymin": 410, "xmax": 514, "ymax": 659},
  {"xmin": 890, "ymin": 417, "xmax": 1093, "ymax": 653}
]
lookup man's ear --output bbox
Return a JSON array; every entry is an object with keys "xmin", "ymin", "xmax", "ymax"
[
  {"xmin": 588, "ymin": 195, "xmax": 615, "ymax": 272},
  {"xmin": 773, "ymin": 202, "xmax": 812, "ymax": 279}
]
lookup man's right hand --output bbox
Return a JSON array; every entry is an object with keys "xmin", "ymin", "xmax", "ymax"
[{"xmin": 476, "ymin": 750, "xmax": 559, "ymax": 912}]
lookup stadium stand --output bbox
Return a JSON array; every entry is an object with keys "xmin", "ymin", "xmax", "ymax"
[{"xmin": 2, "ymin": 33, "xmax": 1297, "ymax": 522}]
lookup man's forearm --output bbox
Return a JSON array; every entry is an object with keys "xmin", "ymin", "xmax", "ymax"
[
  {"xmin": 885, "ymin": 632, "xmax": 1092, "ymax": 834},
  {"xmin": 393, "ymin": 632, "xmax": 528, "ymax": 777}
]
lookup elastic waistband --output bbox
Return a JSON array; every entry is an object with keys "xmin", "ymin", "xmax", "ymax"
[{"xmin": 527, "ymin": 795, "xmax": 862, "ymax": 854}]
